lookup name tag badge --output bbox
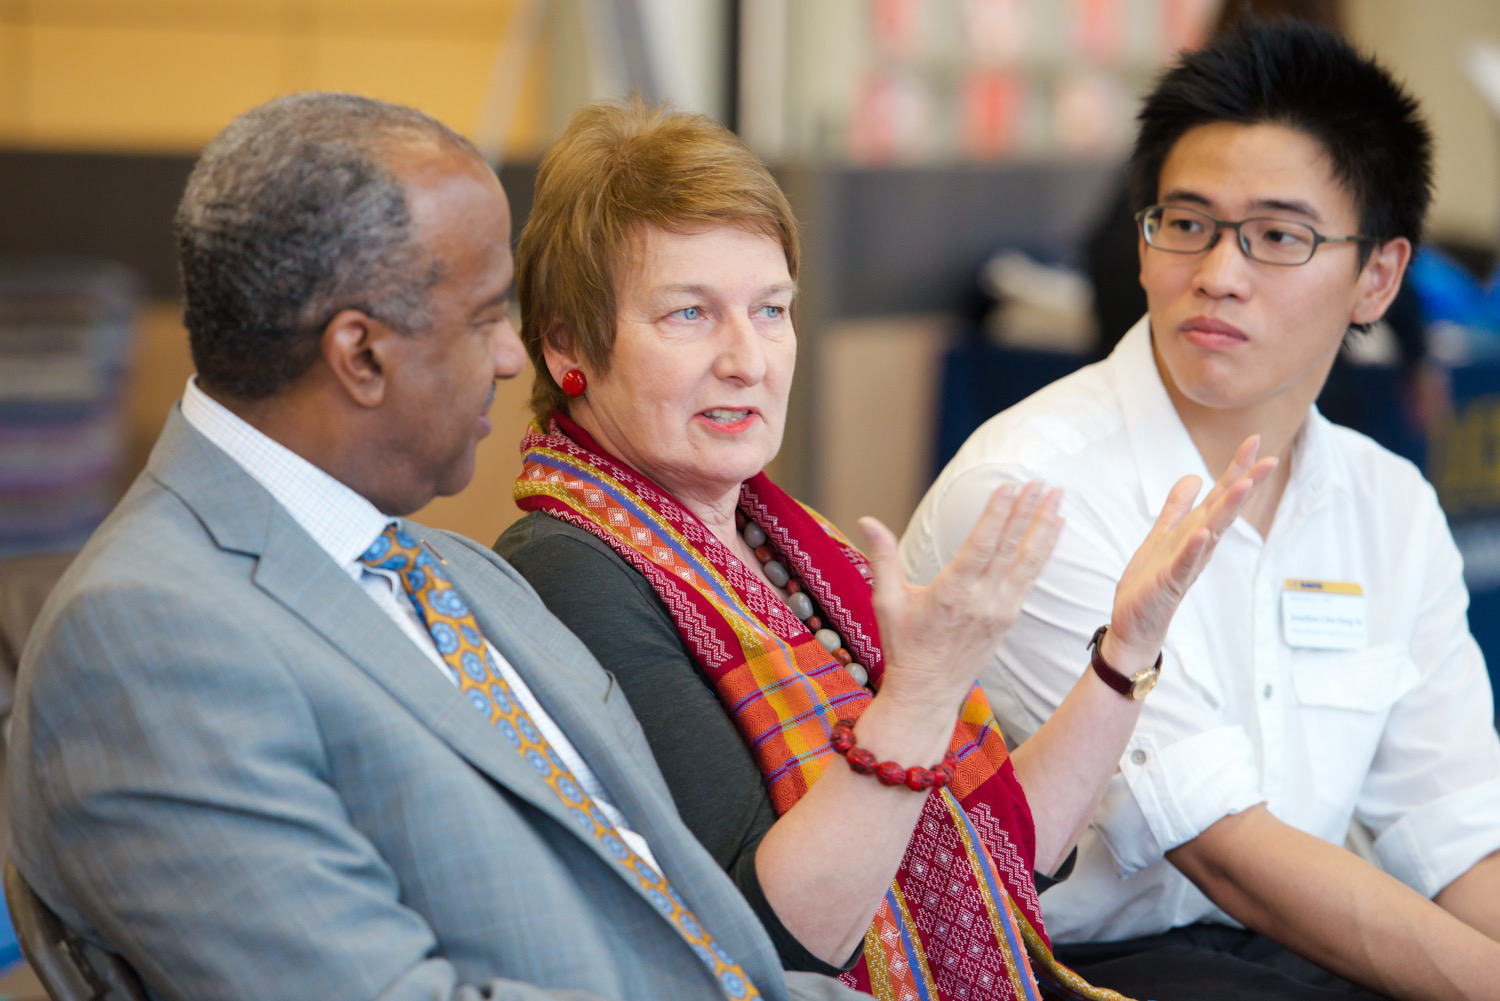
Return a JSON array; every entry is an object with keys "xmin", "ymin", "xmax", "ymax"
[{"xmin": 1281, "ymin": 579, "xmax": 1367, "ymax": 650}]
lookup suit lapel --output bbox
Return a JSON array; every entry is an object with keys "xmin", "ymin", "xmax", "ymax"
[
  {"xmin": 253, "ymin": 512, "xmax": 582, "ymax": 812},
  {"xmin": 149, "ymin": 410, "xmax": 666, "ymax": 891}
]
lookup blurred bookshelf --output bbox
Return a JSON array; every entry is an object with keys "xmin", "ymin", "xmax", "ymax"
[{"xmin": 740, "ymin": 0, "xmax": 1216, "ymax": 166}]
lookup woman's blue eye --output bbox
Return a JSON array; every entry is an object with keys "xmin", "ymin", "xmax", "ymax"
[
  {"xmin": 676, "ymin": 306, "xmax": 701, "ymax": 321},
  {"xmin": 759, "ymin": 305, "xmax": 784, "ymax": 319}
]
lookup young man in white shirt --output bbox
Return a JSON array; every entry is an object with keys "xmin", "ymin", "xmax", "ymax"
[{"xmin": 902, "ymin": 20, "xmax": 1500, "ymax": 1001}]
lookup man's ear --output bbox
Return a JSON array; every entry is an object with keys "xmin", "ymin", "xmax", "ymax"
[
  {"xmin": 1351, "ymin": 237, "xmax": 1412, "ymax": 328},
  {"xmin": 539, "ymin": 321, "xmax": 586, "ymax": 387},
  {"xmin": 321, "ymin": 309, "xmax": 399, "ymax": 408}
]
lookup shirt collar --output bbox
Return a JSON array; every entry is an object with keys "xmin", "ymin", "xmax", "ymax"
[
  {"xmin": 1106, "ymin": 316, "xmax": 1342, "ymax": 521},
  {"xmin": 179, "ymin": 377, "xmax": 393, "ymax": 572}
]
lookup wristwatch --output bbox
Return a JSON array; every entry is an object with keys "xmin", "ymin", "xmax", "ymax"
[{"xmin": 1088, "ymin": 625, "xmax": 1161, "ymax": 700}]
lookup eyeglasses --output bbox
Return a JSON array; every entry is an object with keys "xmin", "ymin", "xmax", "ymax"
[{"xmin": 1135, "ymin": 204, "xmax": 1369, "ymax": 267}]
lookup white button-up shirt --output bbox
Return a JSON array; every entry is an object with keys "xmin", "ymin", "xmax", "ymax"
[
  {"xmin": 180, "ymin": 378, "xmax": 659, "ymax": 869},
  {"xmin": 900, "ymin": 318, "xmax": 1500, "ymax": 942}
]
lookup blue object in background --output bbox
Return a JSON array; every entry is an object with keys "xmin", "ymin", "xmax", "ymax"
[
  {"xmin": 1406, "ymin": 246, "xmax": 1500, "ymax": 720},
  {"xmin": 1409, "ymin": 247, "xmax": 1500, "ymax": 334},
  {"xmin": 1427, "ymin": 360, "xmax": 1500, "ymax": 724},
  {"xmin": 934, "ymin": 335, "xmax": 1082, "ymax": 473},
  {"xmin": 0, "ymin": 881, "xmax": 24, "ymax": 972},
  {"xmin": 1410, "ymin": 248, "xmax": 1497, "ymax": 331}
]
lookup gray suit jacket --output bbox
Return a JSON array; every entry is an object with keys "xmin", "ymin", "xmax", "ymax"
[{"xmin": 6, "ymin": 409, "xmax": 856, "ymax": 1001}]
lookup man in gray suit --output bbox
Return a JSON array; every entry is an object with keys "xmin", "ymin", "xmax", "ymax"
[{"xmin": 6, "ymin": 93, "xmax": 861, "ymax": 1001}]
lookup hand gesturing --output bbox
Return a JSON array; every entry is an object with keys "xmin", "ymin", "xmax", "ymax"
[
  {"xmin": 860, "ymin": 482, "xmax": 1064, "ymax": 716},
  {"xmin": 1104, "ymin": 435, "xmax": 1278, "ymax": 671}
]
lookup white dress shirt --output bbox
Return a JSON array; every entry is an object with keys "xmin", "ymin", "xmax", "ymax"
[
  {"xmin": 180, "ymin": 378, "xmax": 659, "ymax": 869},
  {"xmin": 900, "ymin": 318, "xmax": 1500, "ymax": 942}
]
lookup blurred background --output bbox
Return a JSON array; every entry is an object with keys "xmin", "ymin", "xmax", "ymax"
[{"xmin": 0, "ymin": 0, "xmax": 1497, "ymax": 990}]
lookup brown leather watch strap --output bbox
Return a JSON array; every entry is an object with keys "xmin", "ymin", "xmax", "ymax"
[{"xmin": 1087, "ymin": 625, "xmax": 1162, "ymax": 699}]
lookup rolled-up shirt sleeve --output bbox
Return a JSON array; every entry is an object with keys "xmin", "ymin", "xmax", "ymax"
[
  {"xmin": 1111, "ymin": 724, "xmax": 1264, "ymax": 872},
  {"xmin": 1362, "ymin": 493, "xmax": 1500, "ymax": 897}
]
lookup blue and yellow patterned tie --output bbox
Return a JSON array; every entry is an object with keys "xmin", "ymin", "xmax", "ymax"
[{"xmin": 360, "ymin": 524, "xmax": 759, "ymax": 1001}]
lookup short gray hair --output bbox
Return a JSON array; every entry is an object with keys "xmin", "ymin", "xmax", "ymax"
[{"xmin": 176, "ymin": 92, "xmax": 480, "ymax": 400}]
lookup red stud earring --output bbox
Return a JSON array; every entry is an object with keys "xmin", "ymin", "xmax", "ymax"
[{"xmin": 561, "ymin": 368, "xmax": 587, "ymax": 397}]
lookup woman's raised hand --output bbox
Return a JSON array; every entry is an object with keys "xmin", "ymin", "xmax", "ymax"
[
  {"xmin": 1103, "ymin": 435, "xmax": 1278, "ymax": 671},
  {"xmin": 859, "ymin": 482, "xmax": 1064, "ymax": 716}
]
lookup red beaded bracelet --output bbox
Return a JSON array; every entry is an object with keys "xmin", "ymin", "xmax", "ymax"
[{"xmin": 828, "ymin": 719, "xmax": 956, "ymax": 791}]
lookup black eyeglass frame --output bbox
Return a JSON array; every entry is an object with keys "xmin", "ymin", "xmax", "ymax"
[{"xmin": 1134, "ymin": 204, "xmax": 1370, "ymax": 267}]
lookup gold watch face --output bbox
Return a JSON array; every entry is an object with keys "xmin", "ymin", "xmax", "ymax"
[{"xmin": 1130, "ymin": 670, "xmax": 1159, "ymax": 700}]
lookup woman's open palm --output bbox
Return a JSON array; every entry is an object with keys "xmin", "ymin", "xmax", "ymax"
[{"xmin": 859, "ymin": 482, "xmax": 1064, "ymax": 713}]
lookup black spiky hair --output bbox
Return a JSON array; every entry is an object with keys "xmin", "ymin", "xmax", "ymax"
[{"xmin": 1128, "ymin": 18, "xmax": 1433, "ymax": 254}]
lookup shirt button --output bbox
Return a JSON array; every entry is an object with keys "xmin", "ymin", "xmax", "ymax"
[
  {"xmin": 1263, "ymin": 684, "xmax": 1274, "ymax": 699},
  {"xmin": 1130, "ymin": 749, "xmax": 1148, "ymax": 765}
]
